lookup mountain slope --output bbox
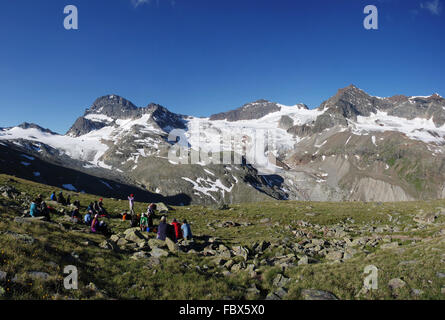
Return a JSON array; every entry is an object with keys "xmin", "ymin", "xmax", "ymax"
[{"xmin": 1, "ymin": 87, "xmax": 444, "ymax": 203}]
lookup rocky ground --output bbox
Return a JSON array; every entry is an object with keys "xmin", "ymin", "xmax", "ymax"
[{"xmin": 0, "ymin": 174, "xmax": 444, "ymax": 300}]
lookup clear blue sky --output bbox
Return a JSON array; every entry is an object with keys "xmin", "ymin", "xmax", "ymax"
[{"xmin": 0, "ymin": 0, "xmax": 444, "ymax": 134}]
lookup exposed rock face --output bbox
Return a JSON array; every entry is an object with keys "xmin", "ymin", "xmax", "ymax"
[
  {"xmin": 278, "ymin": 115, "xmax": 294, "ymax": 130},
  {"xmin": 1, "ymin": 86, "xmax": 445, "ymax": 204},
  {"xmin": 67, "ymin": 117, "xmax": 108, "ymax": 137},
  {"xmin": 209, "ymin": 100, "xmax": 281, "ymax": 121},
  {"xmin": 349, "ymin": 177, "xmax": 414, "ymax": 202}
]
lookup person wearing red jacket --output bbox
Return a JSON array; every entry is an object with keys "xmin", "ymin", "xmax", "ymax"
[{"xmin": 171, "ymin": 218, "xmax": 183, "ymax": 242}]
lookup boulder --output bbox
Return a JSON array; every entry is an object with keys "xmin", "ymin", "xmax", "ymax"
[
  {"xmin": 388, "ymin": 278, "xmax": 406, "ymax": 290},
  {"xmin": 232, "ymin": 246, "xmax": 249, "ymax": 261},
  {"xmin": 125, "ymin": 230, "xmax": 146, "ymax": 244},
  {"xmin": 325, "ymin": 250, "xmax": 343, "ymax": 261},
  {"xmin": 123, "ymin": 227, "xmax": 140, "ymax": 235},
  {"xmin": 150, "ymin": 247, "xmax": 170, "ymax": 258},
  {"xmin": 99, "ymin": 240, "xmax": 120, "ymax": 252},
  {"xmin": 27, "ymin": 271, "xmax": 50, "ymax": 281},
  {"xmin": 14, "ymin": 216, "xmax": 46, "ymax": 225},
  {"xmin": 272, "ymin": 274, "xmax": 290, "ymax": 288},
  {"xmin": 165, "ymin": 237, "xmax": 180, "ymax": 253},
  {"xmin": 1, "ymin": 231, "xmax": 35, "ymax": 244},
  {"xmin": 131, "ymin": 252, "xmax": 150, "ymax": 260},
  {"xmin": 117, "ymin": 238, "xmax": 129, "ymax": 247},
  {"xmin": 155, "ymin": 202, "xmax": 171, "ymax": 213},
  {"xmin": 381, "ymin": 242, "xmax": 399, "ymax": 250},
  {"xmin": 146, "ymin": 257, "xmax": 161, "ymax": 267},
  {"xmin": 301, "ymin": 289, "xmax": 338, "ymax": 300},
  {"xmin": 0, "ymin": 271, "xmax": 7, "ymax": 281},
  {"xmin": 414, "ymin": 212, "xmax": 437, "ymax": 224},
  {"xmin": 148, "ymin": 238, "xmax": 168, "ymax": 249}
]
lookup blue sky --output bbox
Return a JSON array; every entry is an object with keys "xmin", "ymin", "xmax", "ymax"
[{"xmin": 0, "ymin": 0, "xmax": 444, "ymax": 134}]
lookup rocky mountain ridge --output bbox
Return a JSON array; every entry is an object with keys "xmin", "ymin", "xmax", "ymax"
[{"xmin": 1, "ymin": 85, "xmax": 444, "ymax": 204}]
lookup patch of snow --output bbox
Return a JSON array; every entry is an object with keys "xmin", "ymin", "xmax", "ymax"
[
  {"xmin": 21, "ymin": 154, "xmax": 35, "ymax": 161},
  {"xmin": 33, "ymin": 172, "xmax": 40, "ymax": 177},
  {"xmin": 100, "ymin": 180, "xmax": 113, "ymax": 190},
  {"xmin": 62, "ymin": 184, "xmax": 77, "ymax": 191},
  {"xmin": 20, "ymin": 161, "xmax": 31, "ymax": 166}
]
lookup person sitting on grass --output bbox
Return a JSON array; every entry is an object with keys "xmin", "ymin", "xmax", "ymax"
[
  {"xmin": 40, "ymin": 201, "xmax": 51, "ymax": 221},
  {"xmin": 181, "ymin": 219, "xmax": 193, "ymax": 240},
  {"xmin": 57, "ymin": 191, "xmax": 66, "ymax": 205},
  {"xmin": 30, "ymin": 198, "xmax": 41, "ymax": 217},
  {"xmin": 166, "ymin": 219, "xmax": 176, "ymax": 242},
  {"xmin": 71, "ymin": 207, "xmax": 82, "ymax": 224},
  {"xmin": 171, "ymin": 218, "xmax": 183, "ymax": 242},
  {"xmin": 84, "ymin": 210, "xmax": 92, "ymax": 225},
  {"xmin": 50, "ymin": 191, "xmax": 57, "ymax": 201},
  {"xmin": 140, "ymin": 212, "xmax": 149, "ymax": 232},
  {"xmin": 157, "ymin": 216, "xmax": 168, "ymax": 240},
  {"xmin": 66, "ymin": 194, "xmax": 71, "ymax": 206},
  {"xmin": 87, "ymin": 202, "xmax": 96, "ymax": 215},
  {"xmin": 121, "ymin": 210, "xmax": 129, "ymax": 221},
  {"xmin": 97, "ymin": 198, "xmax": 109, "ymax": 217},
  {"xmin": 91, "ymin": 214, "xmax": 99, "ymax": 233},
  {"xmin": 73, "ymin": 200, "xmax": 80, "ymax": 208}
]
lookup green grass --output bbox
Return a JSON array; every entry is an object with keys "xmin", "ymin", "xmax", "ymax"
[{"xmin": 1, "ymin": 174, "xmax": 444, "ymax": 300}]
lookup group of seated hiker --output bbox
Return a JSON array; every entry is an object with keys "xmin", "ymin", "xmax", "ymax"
[
  {"xmin": 71, "ymin": 199, "xmax": 110, "ymax": 235},
  {"xmin": 29, "ymin": 194, "xmax": 51, "ymax": 221},
  {"xmin": 86, "ymin": 198, "xmax": 108, "ymax": 218},
  {"xmin": 50, "ymin": 191, "xmax": 71, "ymax": 206},
  {"xmin": 156, "ymin": 216, "xmax": 193, "ymax": 242}
]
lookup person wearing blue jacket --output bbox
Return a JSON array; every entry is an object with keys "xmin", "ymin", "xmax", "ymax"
[
  {"xmin": 181, "ymin": 219, "xmax": 193, "ymax": 240},
  {"xmin": 84, "ymin": 211, "xmax": 92, "ymax": 225},
  {"xmin": 50, "ymin": 191, "xmax": 57, "ymax": 201},
  {"xmin": 30, "ymin": 199, "xmax": 41, "ymax": 217}
]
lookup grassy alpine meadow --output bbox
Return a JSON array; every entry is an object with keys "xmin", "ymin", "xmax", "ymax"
[{"xmin": 0, "ymin": 173, "xmax": 444, "ymax": 300}]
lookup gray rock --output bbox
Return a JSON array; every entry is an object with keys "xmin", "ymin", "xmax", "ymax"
[
  {"xmin": 131, "ymin": 252, "xmax": 150, "ymax": 260},
  {"xmin": 232, "ymin": 246, "xmax": 249, "ymax": 261},
  {"xmin": 28, "ymin": 271, "xmax": 50, "ymax": 281},
  {"xmin": 124, "ymin": 230, "xmax": 146, "ymax": 244},
  {"xmin": 150, "ymin": 247, "xmax": 170, "ymax": 258},
  {"xmin": 301, "ymin": 289, "xmax": 338, "ymax": 300},
  {"xmin": 100, "ymin": 240, "xmax": 120, "ymax": 251},
  {"xmin": 381, "ymin": 242, "xmax": 399, "ymax": 250},
  {"xmin": 1, "ymin": 231, "xmax": 35, "ymax": 244},
  {"xmin": 148, "ymin": 238, "xmax": 168, "ymax": 249},
  {"xmin": 272, "ymin": 274, "xmax": 290, "ymax": 288},
  {"xmin": 265, "ymin": 292, "xmax": 281, "ymax": 300},
  {"xmin": 326, "ymin": 250, "xmax": 343, "ymax": 261},
  {"xmin": 411, "ymin": 289, "xmax": 424, "ymax": 296},
  {"xmin": 414, "ymin": 213, "xmax": 437, "ymax": 224},
  {"xmin": 0, "ymin": 271, "xmax": 7, "ymax": 281},
  {"xmin": 274, "ymin": 287, "xmax": 288, "ymax": 299},
  {"xmin": 388, "ymin": 278, "xmax": 406, "ymax": 290},
  {"xmin": 165, "ymin": 237, "xmax": 179, "ymax": 253}
]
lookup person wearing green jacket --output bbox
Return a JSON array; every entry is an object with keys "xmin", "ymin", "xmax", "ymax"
[{"xmin": 140, "ymin": 213, "xmax": 149, "ymax": 232}]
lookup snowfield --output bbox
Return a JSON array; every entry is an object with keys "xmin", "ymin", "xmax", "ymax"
[{"xmin": 350, "ymin": 111, "xmax": 445, "ymax": 144}]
